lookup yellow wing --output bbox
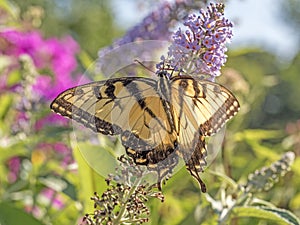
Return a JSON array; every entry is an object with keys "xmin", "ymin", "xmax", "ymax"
[
  {"xmin": 50, "ymin": 77, "xmax": 178, "ymax": 165},
  {"xmin": 50, "ymin": 74, "xmax": 240, "ymax": 192},
  {"xmin": 170, "ymin": 75, "xmax": 240, "ymax": 191}
]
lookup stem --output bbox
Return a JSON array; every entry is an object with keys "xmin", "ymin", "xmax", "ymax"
[
  {"xmin": 113, "ymin": 176, "xmax": 142, "ymax": 225},
  {"xmin": 217, "ymin": 191, "xmax": 250, "ymax": 225},
  {"xmin": 221, "ymin": 138, "xmax": 232, "ymax": 178}
]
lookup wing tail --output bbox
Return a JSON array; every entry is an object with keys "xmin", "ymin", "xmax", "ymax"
[{"xmin": 185, "ymin": 136, "xmax": 207, "ymax": 192}]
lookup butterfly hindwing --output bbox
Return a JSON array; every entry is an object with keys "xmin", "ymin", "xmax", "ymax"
[{"xmin": 185, "ymin": 135, "xmax": 208, "ymax": 192}]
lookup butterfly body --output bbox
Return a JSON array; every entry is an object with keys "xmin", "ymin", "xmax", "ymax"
[{"xmin": 51, "ymin": 72, "xmax": 239, "ymax": 192}]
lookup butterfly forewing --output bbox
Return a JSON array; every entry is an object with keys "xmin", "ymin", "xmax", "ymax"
[
  {"xmin": 50, "ymin": 77, "xmax": 178, "ymax": 165},
  {"xmin": 171, "ymin": 76, "xmax": 239, "ymax": 137}
]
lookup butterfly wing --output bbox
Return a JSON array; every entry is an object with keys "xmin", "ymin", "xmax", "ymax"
[
  {"xmin": 50, "ymin": 77, "xmax": 178, "ymax": 165},
  {"xmin": 170, "ymin": 75, "xmax": 240, "ymax": 191}
]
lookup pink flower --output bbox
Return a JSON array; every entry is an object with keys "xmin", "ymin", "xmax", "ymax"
[
  {"xmin": 0, "ymin": 29, "xmax": 82, "ymax": 100},
  {"xmin": 33, "ymin": 142, "xmax": 74, "ymax": 167},
  {"xmin": 1, "ymin": 28, "xmax": 87, "ymax": 129},
  {"xmin": 39, "ymin": 188, "xmax": 65, "ymax": 210},
  {"xmin": 6, "ymin": 156, "xmax": 21, "ymax": 183},
  {"xmin": 35, "ymin": 113, "xmax": 69, "ymax": 131}
]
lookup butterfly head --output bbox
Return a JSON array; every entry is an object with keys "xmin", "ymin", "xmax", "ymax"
[{"xmin": 157, "ymin": 70, "xmax": 170, "ymax": 80}]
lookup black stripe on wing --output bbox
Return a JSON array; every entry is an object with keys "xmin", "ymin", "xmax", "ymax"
[
  {"xmin": 170, "ymin": 75, "xmax": 240, "ymax": 136},
  {"xmin": 51, "ymin": 77, "xmax": 178, "ymax": 164},
  {"xmin": 122, "ymin": 130, "xmax": 178, "ymax": 165},
  {"xmin": 50, "ymin": 88, "xmax": 123, "ymax": 135},
  {"xmin": 197, "ymin": 83, "xmax": 240, "ymax": 136}
]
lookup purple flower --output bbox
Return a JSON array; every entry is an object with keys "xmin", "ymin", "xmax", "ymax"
[
  {"xmin": 160, "ymin": 3, "xmax": 234, "ymax": 80},
  {"xmin": 202, "ymin": 36, "xmax": 214, "ymax": 48},
  {"xmin": 24, "ymin": 188, "xmax": 66, "ymax": 219},
  {"xmin": 33, "ymin": 142, "xmax": 74, "ymax": 167},
  {"xmin": 0, "ymin": 30, "xmax": 43, "ymax": 60},
  {"xmin": 96, "ymin": 0, "xmax": 206, "ymax": 74},
  {"xmin": 32, "ymin": 36, "xmax": 81, "ymax": 100},
  {"xmin": 35, "ymin": 114, "xmax": 69, "ymax": 131},
  {"xmin": 24, "ymin": 205, "xmax": 43, "ymax": 219}
]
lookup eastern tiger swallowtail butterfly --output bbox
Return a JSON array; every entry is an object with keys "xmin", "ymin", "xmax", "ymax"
[{"xmin": 50, "ymin": 70, "xmax": 239, "ymax": 192}]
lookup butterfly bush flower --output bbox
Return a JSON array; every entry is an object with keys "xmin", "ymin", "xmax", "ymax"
[
  {"xmin": 1, "ymin": 29, "xmax": 80, "ymax": 186},
  {"xmin": 81, "ymin": 156, "xmax": 164, "ymax": 225},
  {"xmin": 206, "ymin": 151, "xmax": 295, "ymax": 223},
  {"xmin": 99, "ymin": 0, "xmax": 204, "ymax": 52},
  {"xmin": 0, "ymin": 29, "xmax": 81, "ymax": 101},
  {"xmin": 0, "ymin": 29, "xmax": 85, "ymax": 132},
  {"xmin": 158, "ymin": 3, "xmax": 233, "ymax": 80},
  {"xmin": 96, "ymin": 0, "xmax": 205, "ymax": 74},
  {"xmin": 244, "ymin": 151, "xmax": 295, "ymax": 193}
]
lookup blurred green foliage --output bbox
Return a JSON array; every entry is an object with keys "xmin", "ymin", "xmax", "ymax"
[{"xmin": 0, "ymin": 0, "xmax": 300, "ymax": 225}]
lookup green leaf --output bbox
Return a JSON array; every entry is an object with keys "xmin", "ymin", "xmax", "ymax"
[
  {"xmin": 7, "ymin": 69, "xmax": 21, "ymax": 86},
  {"xmin": 232, "ymin": 206, "xmax": 300, "ymax": 225},
  {"xmin": 0, "ymin": 94, "xmax": 13, "ymax": 120},
  {"xmin": 75, "ymin": 141, "xmax": 119, "ymax": 177},
  {"xmin": 0, "ymin": 143, "xmax": 27, "ymax": 164},
  {"xmin": 208, "ymin": 170, "xmax": 239, "ymax": 189},
  {"xmin": 235, "ymin": 129, "xmax": 283, "ymax": 161},
  {"xmin": 72, "ymin": 143, "xmax": 107, "ymax": 213},
  {"xmin": 0, "ymin": 202, "xmax": 44, "ymax": 225}
]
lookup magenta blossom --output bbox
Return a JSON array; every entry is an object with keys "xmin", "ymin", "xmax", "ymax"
[
  {"xmin": 0, "ymin": 29, "xmax": 86, "ymax": 130},
  {"xmin": 6, "ymin": 156, "xmax": 21, "ymax": 183},
  {"xmin": 0, "ymin": 29, "xmax": 82, "ymax": 100},
  {"xmin": 39, "ymin": 188, "xmax": 65, "ymax": 210},
  {"xmin": 34, "ymin": 142, "xmax": 74, "ymax": 167}
]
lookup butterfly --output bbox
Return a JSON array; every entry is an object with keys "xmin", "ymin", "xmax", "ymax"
[{"xmin": 50, "ymin": 70, "xmax": 239, "ymax": 192}]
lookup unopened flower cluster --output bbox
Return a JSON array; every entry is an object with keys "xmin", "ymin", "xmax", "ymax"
[
  {"xmin": 158, "ymin": 3, "xmax": 233, "ymax": 80},
  {"xmin": 82, "ymin": 156, "xmax": 164, "ymax": 225},
  {"xmin": 244, "ymin": 151, "xmax": 295, "ymax": 193}
]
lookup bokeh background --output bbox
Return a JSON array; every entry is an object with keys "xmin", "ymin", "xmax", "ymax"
[{"xmin": 0, "ymin": 0, "xmax": 300, "ymax": 224}]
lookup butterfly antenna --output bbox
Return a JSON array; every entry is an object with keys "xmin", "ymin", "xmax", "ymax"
[{"xmin": 134, "ymin": 59, "xmax": 156, "ymax": 74}]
